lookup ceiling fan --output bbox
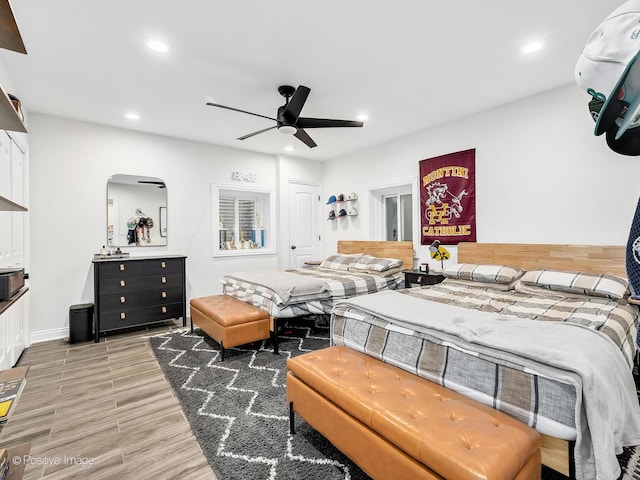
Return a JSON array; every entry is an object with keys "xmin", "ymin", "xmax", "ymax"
[{"xmin": 206, "ymin": 85, "xmax": 363, "ymax": 148}]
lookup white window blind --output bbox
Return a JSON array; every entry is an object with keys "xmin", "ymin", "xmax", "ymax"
[
  {"xmin": 218, "ymin": 194, "xmax": 263, "ymax": 249},
  {"xmin": 238, "ymin": 199, "xmax": 256, "ymax": 243},
  {"xmin": 219, "ymin": 196, "xmax": 235, "ymax": 245}
]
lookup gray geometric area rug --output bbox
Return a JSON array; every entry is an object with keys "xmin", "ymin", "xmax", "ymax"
[
  {"xmin": 149, "ymin": 317, "xmax": 369, "ymax": 480},
  {"xmin": 149, "ymin": 317, "xmax": 640, "ymax": 480}
]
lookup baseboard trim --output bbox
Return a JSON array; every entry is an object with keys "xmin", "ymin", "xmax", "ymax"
[{"xmin": 30, "ymin": 327, "xmax": 68, "ymax": 344}]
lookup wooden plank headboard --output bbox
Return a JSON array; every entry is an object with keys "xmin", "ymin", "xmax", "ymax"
[
  {"xmin": 457, "ymin": 242, "xmax": 627, "ymax": 278},
  {"xmin": 337, "ymin": 240, "xmax": 414, "ymax": 269}
]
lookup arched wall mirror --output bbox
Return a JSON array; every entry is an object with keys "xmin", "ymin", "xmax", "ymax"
[{"xmin": 107, "ymin": 174, "xmax": 167, "ymax": 247}]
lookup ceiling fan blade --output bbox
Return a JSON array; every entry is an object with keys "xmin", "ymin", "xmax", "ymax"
[
  {"xmin": 206, "ymin": 102, "xmax": 277, "ymax": 122},
  {"xmin": 283, "ymin": 85, "xmax": 311, "ymax": 122},
  {"xmin": 294, "ymin": 128, "xmax": 317, "ymax": 148},
  {"xmin": 237, "ymin": 125, "xmax": 277, "ymax": 140},
  {"xmin": 297, "ymin": 117, "xmax": 363, "ymax": 129}
]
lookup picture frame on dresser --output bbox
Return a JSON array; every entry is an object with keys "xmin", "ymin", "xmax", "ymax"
[{"xmin": 92, "ymin": 255, "xmax": 186, "ymax": 342}]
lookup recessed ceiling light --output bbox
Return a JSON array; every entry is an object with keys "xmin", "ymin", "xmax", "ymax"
[
  {"xmin": 147, "ymin": 39, "xmax": 170, "ymax": 53},
  {"xmin": 284, "ymin": 145, "xmax": 295, "ymax": 152},
  {"xmin": 125, "ymin": 112, "xmax": 140, "ymax": 120},
  {"xmin": 522, "ymin": 42, "xmax": 543, "ymax": 54},
  {"xmin": 357, "ymin": 114, "xmax": 369, "ymax": 122}
]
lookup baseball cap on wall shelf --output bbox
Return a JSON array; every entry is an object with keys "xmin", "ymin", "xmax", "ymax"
[
  {"xmin": 337, "ymin": 194, "xmax": 345, "ymax": 202},
  {"xmin": 575, "ymin": 0, "xmax": 640, "ymax": 153},
  {"xmin": 338, "ymin": 209, "xmax": 347, "ymax": 217},
  {"xmin": 326, "ymin": 195, "xmax": 337, "ymax": 204},
  {"xmin": 327, "ymin": 210, "xmax": 336, "ymax": 220},
  {"xmin": 346, "ymin": 192, "xmax": 358, "ymax": 200},
  {"xmin": 347, "ymin": 207, "xmax": 358, "ymax": 216}
]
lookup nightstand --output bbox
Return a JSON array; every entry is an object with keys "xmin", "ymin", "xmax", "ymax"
[{"xmin": 402, "ymin": 269, "xmax": 445, "ymax": 288}]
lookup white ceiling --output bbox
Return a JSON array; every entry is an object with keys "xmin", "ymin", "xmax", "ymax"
[{"xmin": 0, "ymin": 1, "xmax": 622, "ymax": 160}]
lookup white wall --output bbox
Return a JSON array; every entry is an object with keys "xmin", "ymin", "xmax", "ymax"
[
  {"xmin": 323, "ymin": 84, "xmax": 640, "ymax": 270},
  {"xmin": 28, "ymin": 114, "xmax": 282, "ymax": 341}
]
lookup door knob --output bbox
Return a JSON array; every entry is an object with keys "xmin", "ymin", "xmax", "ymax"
[{"xmin": 291, "ymin": 245, "xmax": 297, "ymax": 250}]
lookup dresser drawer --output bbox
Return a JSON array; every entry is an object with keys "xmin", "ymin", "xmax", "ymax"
[
  {"xmin": 97, "ymin": 261, "xmax": 145, "ymax": 279},
  {"xmin": 100, "ymin": 302, "xmax": 184, "ymax": 331},
  {"xmin": 98, "ymin": 287, "xmax": 183, "ymax": 312},
  {"xmin": 143, "ymin": 258, "xmax": 183, "ymax": 275},
  {"xmin": 98, "ymin": 273, "xmax": 183, "ymax": 295}
]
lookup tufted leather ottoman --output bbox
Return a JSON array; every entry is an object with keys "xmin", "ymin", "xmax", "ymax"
[
  {"xmin": 190, "ymin": 294, "xmax": 270, "ymax": 360},
  {"xmin": 287, "ymin": 346, "xmax": 541, "ymax": 480}
]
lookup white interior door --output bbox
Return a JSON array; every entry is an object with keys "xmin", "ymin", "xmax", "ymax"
[{"xmin": 288, "ymin": 182, "xmax": 320, "ymax": 268}]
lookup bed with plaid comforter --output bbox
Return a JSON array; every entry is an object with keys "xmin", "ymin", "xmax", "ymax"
[
  {"xmin": 221, "ymin": 266, "xmax": 403, "ymax": 318},
  {"xmin": 331, "ymin": 279, "xmax": 640, "ymax": 480}
]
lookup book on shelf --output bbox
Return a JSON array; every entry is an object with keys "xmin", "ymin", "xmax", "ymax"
[{"xmin": 0, "ymin": 376, "xmax": 26, "ymax": 424}]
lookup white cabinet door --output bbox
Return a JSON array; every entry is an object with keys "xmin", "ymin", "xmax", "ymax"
[
  {"xmin": 0, "ymin": 292, "xmax": 28, "ymax": 369},
  {"xmin": 0, "ymin": 304, "xmax": 8, "ymax": 370},
  {"xmin": 0, "ymin": 132, "xmax": 10, "ymax": 200},
  {"xmin": 9, "ymin": 138, "xmax": 25, "ymax": 266},
  {"xmin": 10, "ymin": 138, "xmax": 23, "ymax": 204},
  {"xmin": 11, "ymin": 212, "xmax": 23, "ymax": 267},
  {"xmin": 11, "ymin": 292, "xmax": 26, "ymax": 365},
  {"xmin": 0, "ymin": 211, "xmax": 10, "ymax": 267}
]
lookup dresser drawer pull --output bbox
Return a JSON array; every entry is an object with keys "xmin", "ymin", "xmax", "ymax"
[
  {"xmin": 162, "ymin": 306, "xmax": 167, "ymax": 314},
  {"xmin": 119, "ymin": 264, "xmax": 125, "ymax": 271},
  {"xmin": 161, "ymin": 291, "xmax": 167, "ymax": 299},
  {"xmin": 161, "ymin": 276, "xmax": 167, "ymax": 284},
  {"xmin": 161, "ymin": 261, "xmax": 166, "ymax": 269},
  {"xmin": 417, "ymin": 275, "xmax": 422, "ymax": 283},
  {"xmin": 120, "ymin": 296, "xmax": 126, "ymax": 304},
  {"xmin": 120, "ymin": 312, "xmax": 126, "ymax": 320},
  {"xmin": 120, "ymin": 280, "xmax": 126, "ymax": 287}
]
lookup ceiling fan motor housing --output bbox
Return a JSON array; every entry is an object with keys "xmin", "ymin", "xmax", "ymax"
[{"xmin": 277, "ymin": 104, "xmax": 297, "ymax": 134}]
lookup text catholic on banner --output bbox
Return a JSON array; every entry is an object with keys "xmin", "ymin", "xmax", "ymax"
[{"xmin": 420, "ymin": 148, "xmax": 476, "ymax": 246}]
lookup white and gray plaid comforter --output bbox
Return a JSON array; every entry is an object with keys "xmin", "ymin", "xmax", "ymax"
[
  {"xmin": 221, "ymin": 266, "xmax": 403, "ymax": 318},
  {"xmin": 331, "ymin": 281, "xmax": 640, "ymax": 480}
]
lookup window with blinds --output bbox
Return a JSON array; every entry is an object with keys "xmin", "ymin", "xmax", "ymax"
[{"xmin": 215, "ymin": 186, "xmax": 272, "ymax": 254}]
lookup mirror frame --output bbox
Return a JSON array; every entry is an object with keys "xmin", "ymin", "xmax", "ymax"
[{"xmin": 107, "ymin": 174, "xmax": 167, "ymax": 247}]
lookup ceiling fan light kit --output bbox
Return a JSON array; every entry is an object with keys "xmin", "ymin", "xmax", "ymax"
[
  {"xmin": 278, "ymin": 125, "xmax": 297, "ymax": 135},
  {"xmin": 206, "ymin": 85, "xmax": 363, "ymax": 148}
]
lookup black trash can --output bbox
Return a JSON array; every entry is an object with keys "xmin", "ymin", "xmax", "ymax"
[{"xmin": 69, "ymin": 303, "xmax": 94, "ymax": 343}]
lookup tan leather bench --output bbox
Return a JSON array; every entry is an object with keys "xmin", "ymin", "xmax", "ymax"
[
  {"xmin": 190, "ymin": 294, "xmax": 270, "ymax": 360},
  {"xmin": 287, "ymin": 346, "xmax": 541, "ymax": 480}
]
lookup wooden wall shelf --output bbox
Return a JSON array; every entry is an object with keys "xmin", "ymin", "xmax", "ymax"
[
  {"xmin": 0, "ymin": 0, "xmax": 28, "ymax": 134},
  {"xmin": 0, "ymin": 0, "xmax": 26, "ymax": 54},
  {"xmin": 0, "ymin": 84, "xmax": 25, "ymax": 133},
  {"xmin": 0, "ymin": 194, "xmax": 26, "ymax": 212}
]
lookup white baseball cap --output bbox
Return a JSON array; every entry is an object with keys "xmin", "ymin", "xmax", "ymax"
[{"xmin": 575, "ymin": 1, "xmax": 640, "ymax": 136}]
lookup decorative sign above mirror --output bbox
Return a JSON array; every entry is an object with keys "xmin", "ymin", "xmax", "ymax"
[{"xmin": 107, "ymin": 174, "xmax": 167, "ymax": 247}]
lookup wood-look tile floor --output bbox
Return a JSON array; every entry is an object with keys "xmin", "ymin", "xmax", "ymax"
[{"xmin": 0, "ymin": 321, "xmax": 217, "ymax": 480}]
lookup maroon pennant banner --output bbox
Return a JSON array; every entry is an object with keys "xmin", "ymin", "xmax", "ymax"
[{"xmin": 420, "ymin": 148, "xmax": 476, "ymax": 245}]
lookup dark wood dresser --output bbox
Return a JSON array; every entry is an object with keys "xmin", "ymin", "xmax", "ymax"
[{"xmin": 92, "ymin": 255, "xmax": 186, "ymax": 342}]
